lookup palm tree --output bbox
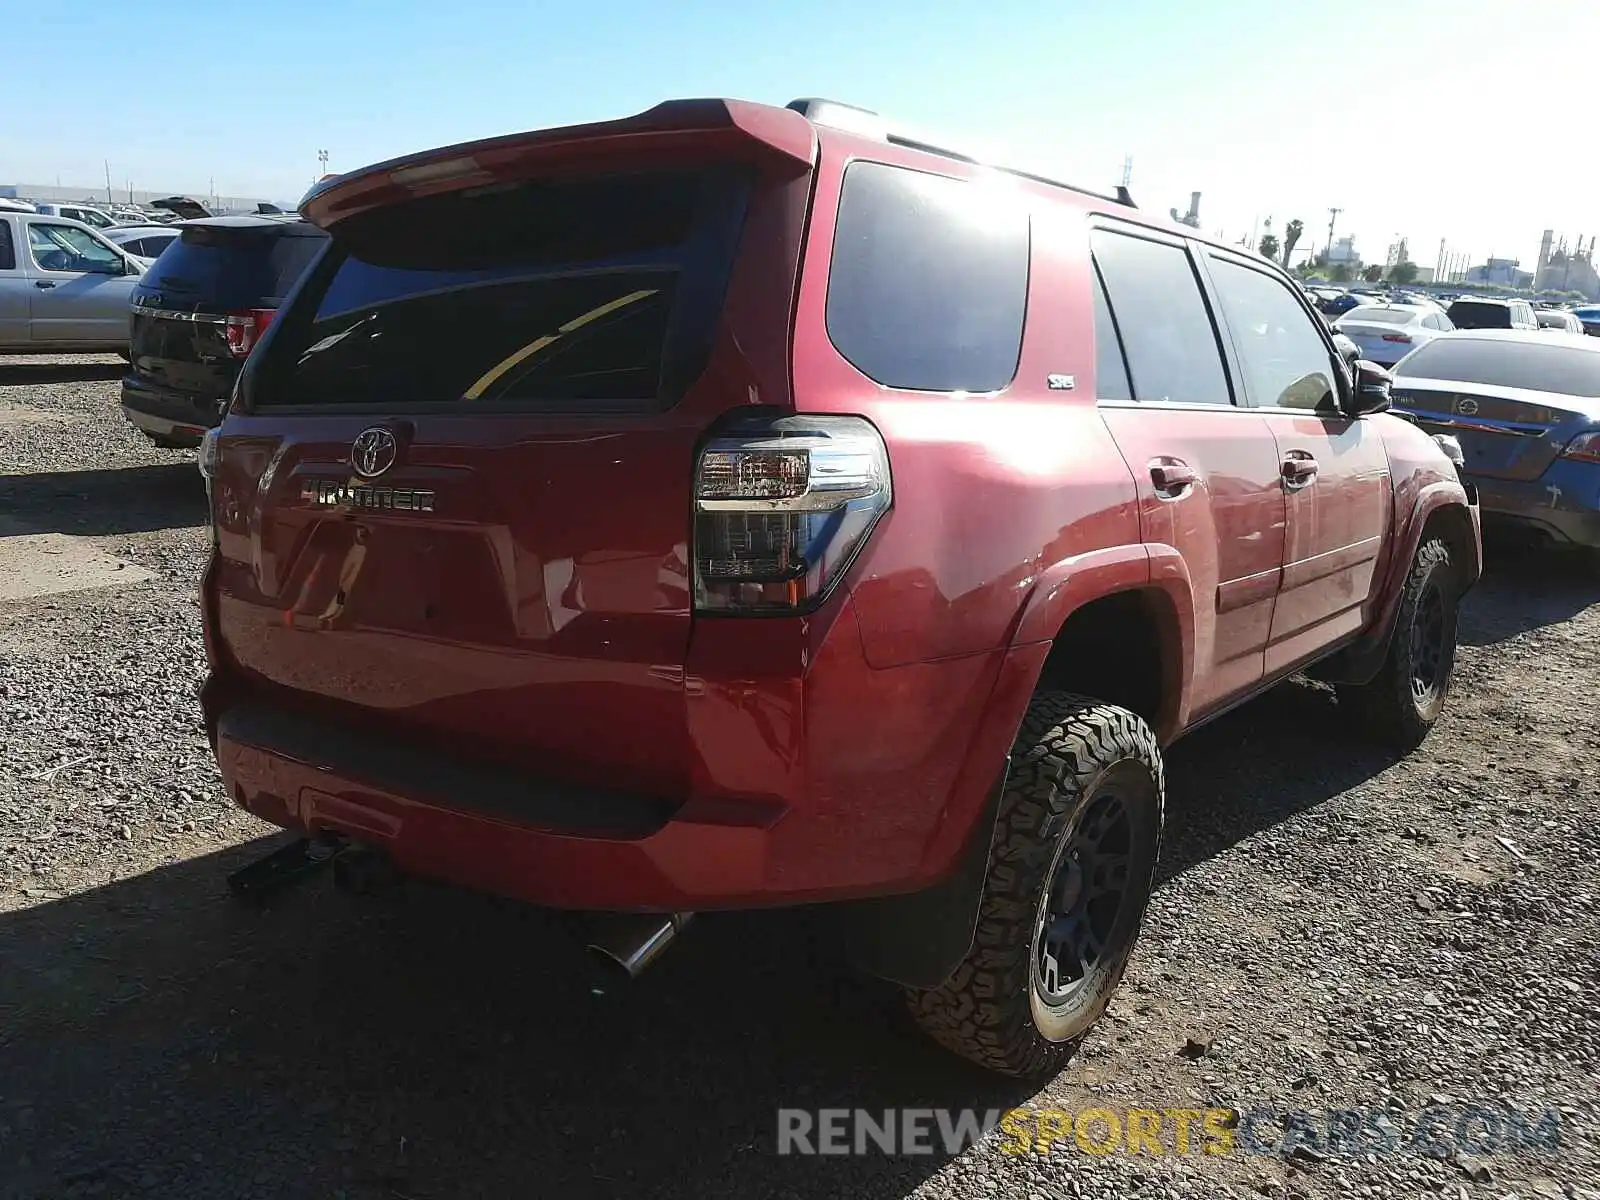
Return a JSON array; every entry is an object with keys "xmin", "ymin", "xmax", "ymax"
[{"xmin": 1282, "ymin": 219, "xmax": 1304, "ymax": 267}]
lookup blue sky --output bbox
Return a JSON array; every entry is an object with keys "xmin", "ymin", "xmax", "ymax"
[{"xmin": 8, "ymin": 0, "xmax": 1596, "ymax": 270}]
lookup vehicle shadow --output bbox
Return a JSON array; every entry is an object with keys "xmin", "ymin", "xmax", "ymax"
[
  {"xmin": 0, "ymin": 662, "xmax": 1492, "ymax": 1199},
  {"xmin": 1156, "ymin": 679, "xmax": 1398, "ymax": 887},
  {"xmin": 1456, "ymin": 535, "xmax": 1600, "ymax": 647},
  {"xmin": 0, "ymin": 842, "xmax": 1036, "ymax": 1200},
  {"xmin": 0, "ymin": 463, "xmax": 205, "ymax": 537},
  {"xmin": 0, "ymin": 361, "xmax": 125, "ymax": 386}
]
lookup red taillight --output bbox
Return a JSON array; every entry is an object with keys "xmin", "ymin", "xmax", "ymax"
[
  {"xmin": 1381, "ymin": 333, "xmax": 1414, "ymax": 343},
  {"xmin": 223, "ymin": 307, "xmax": 277, "ymax": 359},
  {"xmin": 1560, "ymin": 432, "xmax": 1600, "ymax": 463}
]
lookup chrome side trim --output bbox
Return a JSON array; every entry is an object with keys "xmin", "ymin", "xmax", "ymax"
[{"xmin": 130, "ymin": 304, "xmax": 226, "ymax": 325}]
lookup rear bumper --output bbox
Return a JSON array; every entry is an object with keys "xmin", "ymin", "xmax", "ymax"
[
  {"xmin": 203, "ymin": 597, "xmax": 1047, "ymax": 912},
  {"xmin": 121, "ymin": 374, "xmax": 228, "ymax": 446},
  {"xmin": 1469, "ymin": 459, "xmax": 1600, "ymax": 549}
]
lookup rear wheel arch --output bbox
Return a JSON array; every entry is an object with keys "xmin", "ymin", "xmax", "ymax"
[{"xmin": 1034, "ymin": 584, "xmax": 1189, "ymax": 745}]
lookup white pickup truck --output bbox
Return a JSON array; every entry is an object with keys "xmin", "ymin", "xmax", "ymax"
[{"xmin": 0, "ymin": 208, "xmax": 145, "ymax": 353}]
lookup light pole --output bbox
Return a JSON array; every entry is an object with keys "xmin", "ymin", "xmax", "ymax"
[{"xmin": 316, "ymin": 149, "xmax": 330, "ymax": 183}]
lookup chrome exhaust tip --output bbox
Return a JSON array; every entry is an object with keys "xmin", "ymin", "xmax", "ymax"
[{"xmin": 585, "ymin": 912, "xmax": 694, "ymax": 982}]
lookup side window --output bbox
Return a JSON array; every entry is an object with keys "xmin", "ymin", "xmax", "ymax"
[
  {"xmin": 826, "ymin": 161, "xmax": 1029, "ymax": 393},
  {"xmin": 27, "ymin": 223, "xmax": 124, "ymax": 273},
  {"xmin": 1207, "ymin": 255, "xmax": 1337, "ymax": 412},
  {"xmin": 0, "ymin": 221, "xmax": 15, "ymax": 271},
  {"xmin": 1092, "ymin": 265, "xmax": 1132, "ymax": 401},
  {"xmin": 1090, "ymin": 228, "xmax": 1230, "ymax": 405}
]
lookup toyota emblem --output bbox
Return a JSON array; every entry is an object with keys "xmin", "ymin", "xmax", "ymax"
[{"xmin": 350, "ymin": 427, "xmax": 398, "ymax": 478}]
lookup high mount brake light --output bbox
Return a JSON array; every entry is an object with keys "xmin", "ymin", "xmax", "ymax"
[{"xmin": 693, "ymin": 414, "xmax": 891, "ymax": 614}]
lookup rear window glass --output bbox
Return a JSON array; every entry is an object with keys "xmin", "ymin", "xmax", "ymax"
[
  {"xmin": 1446, "ymin": 300, "xmax": 1512, "ymax": 329},
  {"xmin": 1342, "ymin": 306, "xmax": 1416, "ymax": 325},
  {"xmin": 0, "ymin": 221, "xmax": 13, "ymax": 270},
  {"xmin": 1395, "ymin": 337, "xmax": 1600, "ymax": 396},
  {"xmin": 826, "ymin": 161, "xmax": 1029, "ymax": 393},
  {"xmin": 263, "ymin": 170, "xmax": 748, "ymax": 409},
  {"xmin": 145, "ymin": 224, "xmax": 323, "ymax": 301}
]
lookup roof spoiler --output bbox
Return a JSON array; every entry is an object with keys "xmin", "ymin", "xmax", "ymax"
[
  {"xmin": 785, "ymin": 97, "xmax": 1137, "ymax": 210},
  {"xmin": 300, "ymin": 99, "xmax": 816, "ymax": 228}
]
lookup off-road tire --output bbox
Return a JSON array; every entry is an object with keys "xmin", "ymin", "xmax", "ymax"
[
  {"xmin": 906, "ymin": 692, "xmax": 1164, "ymax": 1079},
  {"xmin": 1338, "ymin": 536, "xmax": 1459, "ymax": 750}
]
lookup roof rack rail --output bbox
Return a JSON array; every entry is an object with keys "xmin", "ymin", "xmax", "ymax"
[{"xmin": 785, "ymin": 97, "xmax": 1136, "ymax": 210}]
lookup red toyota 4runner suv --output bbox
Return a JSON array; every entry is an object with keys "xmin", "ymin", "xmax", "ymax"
[{"xmin": 198, "ymin": 97, "xmax": 1481, "ymax": 1078}]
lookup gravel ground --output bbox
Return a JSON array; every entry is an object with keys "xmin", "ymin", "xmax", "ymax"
[{"xmin": 2, "ymin": 356, "xmax": 1597, "ymax": 1200}]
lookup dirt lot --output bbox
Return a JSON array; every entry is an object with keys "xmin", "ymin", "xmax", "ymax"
[{"xmin": 3, "ymin": 356, "xmax": 1598, "ymax": 1200}]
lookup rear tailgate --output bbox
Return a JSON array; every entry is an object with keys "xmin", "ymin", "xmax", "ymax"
[
  {"xmin": 208, "ymin": 102, "xmax": 815, "ymax": 799},
  {"xmin": 130, "ymin": 223, "xmax": 324, "ymax": 397}
]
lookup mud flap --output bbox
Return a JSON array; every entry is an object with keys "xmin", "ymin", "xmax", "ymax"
[{"xmin": 835, "ymin": 759, "xmax": 1008, "ymax": 989}]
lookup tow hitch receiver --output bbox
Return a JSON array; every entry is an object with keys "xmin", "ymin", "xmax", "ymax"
[{"xmin": 227, "ymin": 834, "xmax": 348, "ymax": 902}]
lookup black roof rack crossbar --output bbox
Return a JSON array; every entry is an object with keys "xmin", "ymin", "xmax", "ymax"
[{"xmin": 788, "ymin": 97, "xmax": 1136, "ymax": 209}]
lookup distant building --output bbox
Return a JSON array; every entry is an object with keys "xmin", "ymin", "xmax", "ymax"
[
  {"xmin": 1465, "ymin": 257, "xmax": 1534, "ymax": 288},
  {"xmin": 1327, "ymin": 236, "xmax": 1361, "ymax": 267},
  {"xmin": 1534, "ymin": 229, "xmax": 1600, "ymax": 300}
]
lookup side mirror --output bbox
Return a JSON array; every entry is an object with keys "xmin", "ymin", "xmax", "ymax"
[{"xmin": 1344, "ymin": 360, "xmax": 1393, "ymax": 417}]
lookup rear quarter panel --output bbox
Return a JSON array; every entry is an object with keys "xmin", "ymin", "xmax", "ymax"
[{"xmin": 790, "ymin": 139, "xmax": 1144, "ymax": 670}]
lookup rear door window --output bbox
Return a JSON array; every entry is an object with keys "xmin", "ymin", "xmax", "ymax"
[
  {"xmin": 1092, "ymin": 265, "xmax": 1132, "ymax": 401},
  {"xmin": 262, "ymin": 169, "xmax": 750, "ymax": 410},
  {"xmin": 825, "ymin": 161, "xmax": 1029, "ymax": 393},
  {"xmin": 0, "ymin": 221, "xmax": 14, "ymax": 270},
  {"xmin": 1091, "ymin": 228, "xmax": 1231, "ymax": 405}
]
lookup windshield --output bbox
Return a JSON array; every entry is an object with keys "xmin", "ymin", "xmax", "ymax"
[{"xmin": 1394, "ymin": 337, "xmax": 1600, "ymax": 395}]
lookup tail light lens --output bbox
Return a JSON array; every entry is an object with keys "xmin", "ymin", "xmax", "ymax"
[
  {"xmin": 1381, "ymin": 332, "xmax": 1414, "ymax": 343},
  {"xmin": 693, "ymin": 413, "xmax": 891, "ymax": 614},
  {"xmin": 1559, "ymin": 432, "xmax": 1600, "ymax": 463},
  {"xmin": 223, "ymin": 307, "xmax": 277, "ymax": 359}
]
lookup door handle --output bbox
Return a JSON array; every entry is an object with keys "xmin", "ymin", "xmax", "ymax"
[
  {"xmin": 33, "ymin": 280, "xmax": 56, "ymax": 290},
  {"xmin": 1281, "ymin": 451, "xmax": 1319, "ymax": 489},
  {"xmin": 1149, "ymin": 458, "xmax": 1197, "ymax": 498}
]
